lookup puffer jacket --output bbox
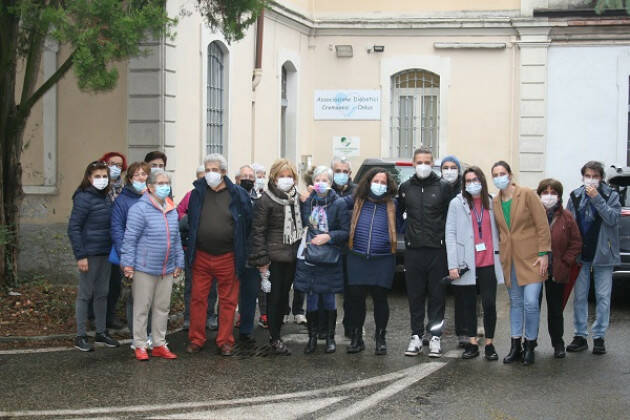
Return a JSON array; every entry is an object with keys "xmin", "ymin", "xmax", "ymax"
[
  {"xmin": 398, "ymin": 172, "xmax": 452, "ymax": 249},
  {"xmin": 294, "ymin": 190, "xmax": 350, "ymax": 294},
  {"xmin": 110, "ymin": 184, "xmax": 144, "ymax": 256},
  {"xmin": 567, "ymin": 183, "xmax": 620, "ymax": 267},
  {"xmin": 120, "ymin": 193, "xmax": 185, "ymax": 276},
  {"xmin": 249, "ymin": 183, "xmax": 301, "ymax": 266},
  {"xmin": 67, "ymin": 186, "xmax": 112, "ymax": 260}
]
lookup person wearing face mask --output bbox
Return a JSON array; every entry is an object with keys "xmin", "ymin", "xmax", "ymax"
[
  {"xmin": 144, "ymin": 151, "xmax": 167, "ymax": 173},
  {"xmin": 252, "ymin": 163, "xmax": 267, "ymax": 199},
  {"xmin": 345, "ymin": 168, "xmax": 401, "ymax": 355},
  {"xmin": 491, "ymin": 160, "xmax": 551, "ymax": 366},
  {"xmin": 110, "ymin": 161, "xmax": 151, "ymax": 340},
  {"xmin": 441, "ymin": 155, "xmax": 462, "ymax": 199},
  {"xmin": 121, "ymin": 169, "xmax": 185, "ymax": 361},
  {"xmin": 566, "ymin": 161, "xmax": 620, "ymax": 355},
  {"xmin": 398, "ymin": 145, "xmax": 452, "ymax": 358},
  {"xmin": 249, "ymin": 159, "xmax": 304, "ymax": 355},
  {"xmin": 294, "ymin": 166, "xmax": 350, "ymax": 355},
  {"xmin": 536, "ymin": 179, "xmax": 582, "ymax": 358},
  {"xmin": 100, "ymin": 152, "xmax": 128, "ymax": 203},
  {"xmin": 446, "ymin": 167, "xmax": 504, "ymax": 361},
  {"xmin": 176, "ymin": 165, "xmax": 219, "ymax": 331},
  {"xmin": 68, "ymin": 161, "xmax": 119, "ymax": 352},
  {"xmin": 331, "ymin": 156, "xmax": 357, "ymax": 338},
  {"xmin": 185, "ymin": 154, "xmax": 252, "ymax": 356}
]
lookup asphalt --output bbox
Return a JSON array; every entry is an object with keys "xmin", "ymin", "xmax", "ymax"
[{"xmin": 1, "ymin": 285, "xmax": 630, "ymax": 419}]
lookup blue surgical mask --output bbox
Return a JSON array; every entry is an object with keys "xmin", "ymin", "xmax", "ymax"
[
  {"xmin": 334, "ymin": 173, "xmax": 349, "ymax": 186},
  {"xmin": 108, "ymin": 165, "xmax": 122, "ymax": 180},
  {"xmin": 465, "ymin": 182, "xmax": 482, "ymax": 196},
  {"xmin": 370, "ymin": 182, "xmax": 387, "ymax": 197},
  {"xmin": 314, "ymin": 181, "xmax": 330, "ymax": 194},
  {"xmin": 154, "ymin": 185, "xmax": 171, "ymax": 199},
  {"xmin": 493, "ymin": 175, "xmax": 510, "ymax": 191},
  {"xmin": 132, "ymin": 181, "xmax": 146, "ymax": 192}
]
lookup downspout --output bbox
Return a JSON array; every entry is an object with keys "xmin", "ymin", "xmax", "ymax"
[{"xmin": 251, "ymin": 9, "xmax": 264, "ymax": 162}]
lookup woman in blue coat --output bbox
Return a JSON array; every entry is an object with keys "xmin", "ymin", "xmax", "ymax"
[
  {"xmin": 110, "ymin": 161, "xmax": 150, "ymax": 339},
  {"xmin": 67, "ymin": 161, "xmax": 119, "ymax": 352},
  {"xmin": 121, "ymin": 169, "xmax": 185, "ymax": 361},
  {"xmin": 294, "ymin": 166, "xmax": 349, "ymax": 354},
  {"xmin": 345, "ymin": 168, "xmax": 400, "ymax": 356}
]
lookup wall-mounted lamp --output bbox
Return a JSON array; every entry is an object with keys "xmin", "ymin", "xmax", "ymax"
[{"xmin": 335, "ymin": 45, "xmax": 353, "ymax": 58}]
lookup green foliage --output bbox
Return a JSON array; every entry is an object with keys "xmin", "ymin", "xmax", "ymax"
[
  {"xmin": 595, "ymin": 0, "xmax": 630, "ymax": 14},
  {"xmin": 197, "ymin": 0, "xmax": 267, "ymax": 43}
]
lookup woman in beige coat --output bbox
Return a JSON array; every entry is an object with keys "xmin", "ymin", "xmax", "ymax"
[{"xmin": 491, "ymin": 161, "xmax": 551, "ymax": 366}]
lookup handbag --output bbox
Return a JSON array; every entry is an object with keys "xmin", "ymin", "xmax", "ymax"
[{"xmin": 304, "ymin": 228, "xmax": 340, "ymax": 265}]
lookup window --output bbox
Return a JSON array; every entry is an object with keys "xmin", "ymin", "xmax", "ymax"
[
  {"xmin": 391, "ymin": 69, "xmax": 440, "ymax": 158},
  {"xmin": 207, "ymin": 41, "xmax": 225, "ymax": 155}
]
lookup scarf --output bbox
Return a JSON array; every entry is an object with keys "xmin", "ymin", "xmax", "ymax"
[
  {"xmin": 108, "ymin": 179, "xmax": 124, "ymax": 203},
  {"xmin": 266, "ymin": 187, "xmax": 303, "ymax": 245}
]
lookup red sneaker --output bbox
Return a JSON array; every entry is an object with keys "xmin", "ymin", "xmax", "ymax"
[
  {"xmin": 258, "ymin": 315, "xmax": 268, "ymax": 329},
  {"xmin": 135, "ymin": 347, "xmax": 149, "ymax": 361},
  {"xmin": 151, "ymin": 345, "xmax": 177, "ymax": 359}
]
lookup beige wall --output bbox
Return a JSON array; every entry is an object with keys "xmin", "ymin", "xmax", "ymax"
[
  {"xmin": 312, "ymin": 0, "xmax": 521, "ymax": 13},
  {"xmin": 21, "ymin": 46, "xmax": 127, "ymax": 224}
]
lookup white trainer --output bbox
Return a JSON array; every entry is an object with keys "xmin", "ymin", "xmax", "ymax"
[
  {"xmin": 294, "ymin": 314, "xmax": 307, "ymax": 325},
  {"xmin": 429, "ymin": 336, "xmax": 442, "ymax": 358},
  {"xmin": 405, "ymin": 335, "xmax": 422, "ymax": 356}
]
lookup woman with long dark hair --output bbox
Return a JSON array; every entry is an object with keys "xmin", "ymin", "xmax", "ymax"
[
  {"xmin": 68, "ymin": 161, "xmax": 119, "ymax": 352},
  {"xmin": 446, "ymin": 166, "xmax": 504, "ymax": 360},
  {"xmin": 345, "ymin": 168, "xmax": 400, "ymax": 355},
  {"xmin": 491, "ymin": 161, "xmax": 550, "ymax": 365}
]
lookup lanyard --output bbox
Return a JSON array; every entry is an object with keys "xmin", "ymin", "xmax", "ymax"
[{"xmin": 472, "ymin": 203, "xmax": 484, "ymax": 239}]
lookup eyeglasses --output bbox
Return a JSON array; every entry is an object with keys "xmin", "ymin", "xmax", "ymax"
[{"xmin": 108, "ymin": 162, "xmax": 123, "ymax": 168}]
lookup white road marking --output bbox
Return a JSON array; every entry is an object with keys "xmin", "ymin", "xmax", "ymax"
[
  {"xmin": 151, "ymin": 397, "xmax": 347, "ymax": 420},
  {"xmin": 0, "ymin": 339, "xmax": 133, "ymax": 355},
  {"xmin": 443, "ymin": 350, "xmax": 461, "ymax": 359},
  {"xmin": 0, "ymin": 362, "xmax": 447, "ymax": 418},
  {"xmin": 323, "ymin": 362, "xmax": 444, "ymax": 420}
]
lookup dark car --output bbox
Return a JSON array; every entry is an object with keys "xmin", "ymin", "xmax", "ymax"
[{"xmin": 607, "ymin": 166, "xmax": 630, "ymax": 282}]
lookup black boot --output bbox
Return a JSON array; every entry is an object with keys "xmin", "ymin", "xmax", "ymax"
[
  {"xmin": 347, "ymin": 328, "xmax": 365, "ymax": 354},
  {"xmin": 325, "ymin": 310, "xmax": 337, "ymax": 354},
  {"xmin": 503, "ymin": 338, "xmax": 522, "ymax": 364},
  {"xmin": 375, "ymin": 329, "xmax": 387, "ymax": 356},
  {"xmin": 304, "ymin": 311, "xmax": 318, "ymax": 354},
  {"xmin": 522, "ymin": 339, "xmax": 537, "ymax": 366}
]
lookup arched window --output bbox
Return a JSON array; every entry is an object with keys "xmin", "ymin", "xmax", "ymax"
[
  {"xmin": 391, "ymin": 69, "xmax": 440, "ymax": 158},
  {"xmin": 207, "ymin": 41, "xmax": 226, "ymax": 155}
]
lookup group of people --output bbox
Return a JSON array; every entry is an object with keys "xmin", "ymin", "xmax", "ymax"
[{"xmin": 67, "ymin": 146, "xmax": 621, "ymax": 364}]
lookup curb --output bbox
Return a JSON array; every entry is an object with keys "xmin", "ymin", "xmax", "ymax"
[{"xmin": 0, "ymin": 312, "xmax": 184, "ymax": 343}]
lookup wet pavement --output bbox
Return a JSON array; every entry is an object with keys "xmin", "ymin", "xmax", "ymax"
[{"xmin": 1, "ymin": 286, "xmax": 630, "ymax": 419}]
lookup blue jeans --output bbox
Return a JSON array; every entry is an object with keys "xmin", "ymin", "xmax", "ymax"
[
  {"xmin": 238, "ymin": 267, "xmax": 260, "ymax": 336},
  {"xmin": 306, "ymin": 293, "xmax": 336, "ymax": 311},
  {"xmin": 507, "ymin": 265, "xmax": 542, "ymax": 341},
  {"xmin": 573, "ymin": 262, "xmax": 613, "ymax": 339}
]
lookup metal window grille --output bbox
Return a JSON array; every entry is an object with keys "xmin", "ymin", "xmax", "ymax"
[
  {"xmin": 390, "ymin": 70, "xmax": 440, "ymax": 158},
  {"xmin": 207, "ymin": 42, "xmax": 225, "ymax": 155}
]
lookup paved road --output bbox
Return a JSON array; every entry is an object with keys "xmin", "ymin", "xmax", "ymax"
[{"xmin": 1, "ymin": 287, "xmax": 630, "ymax": 419}]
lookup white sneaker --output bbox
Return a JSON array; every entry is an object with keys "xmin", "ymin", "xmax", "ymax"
[
  {"xmin": 405, "ymin": 335, "xmax": 422, "ymax": 356},
  {"xmin": 429, "ymin": 336, "xmax": 442, "ymax": 358},
  {"xmin": 294, "ymin": 314, "xmax": 307, "ymax": 325}
]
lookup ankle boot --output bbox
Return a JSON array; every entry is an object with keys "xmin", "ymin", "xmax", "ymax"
[
  {"xmin": 347, "ymin": 328, "xmax": 365, "ymax": 353},
  {"xmin": 503, "ymin": 338, "xmax": 522, "ymax": 364},
  {"xmin": 522, "ymin": 339, "xmax": 537, "ymax": 366},
  {"xmin": 325, "ymin": 310, "xmax": 337, "ymax": 354},
  {"xmin": 375, "ymin": 329, "xmax": 387, "ymax": 355},
  {"xmin": 304, "ymin": 311, "xmax": 318, "ymax": 354}
]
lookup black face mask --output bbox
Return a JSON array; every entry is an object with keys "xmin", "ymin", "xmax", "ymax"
[{"xmin": 240, "ymin": 179, "xmax": 254, "ymax": 192}]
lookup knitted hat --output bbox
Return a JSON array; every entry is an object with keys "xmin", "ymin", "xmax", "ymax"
[{"xmin": 441, "ymin": 155, "xmax": 461, "ymax": 171}]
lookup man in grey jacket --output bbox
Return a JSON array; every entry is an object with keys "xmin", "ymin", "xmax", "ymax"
[{"xmin": 566, "ymin": 161, "xmax": 621, "ymax": 355}]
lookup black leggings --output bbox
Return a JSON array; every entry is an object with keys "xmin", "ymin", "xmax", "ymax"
[
  {"xmin": 347, "ymin": 285, "xmax": 389, "ymax": 331},
  {"xmin": 538, "ymin": 277, "xmax": 565, "ymax": 347},
  {"xmin": 453, "ymin": 266, "xmax": 497, "ymax": 339},
  {"xmin": 267, "ymin": 261, "xmax": 297, "ymax": 341}
]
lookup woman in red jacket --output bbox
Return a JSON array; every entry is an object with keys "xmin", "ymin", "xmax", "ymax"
[{"xmin": 537, "ymin": 178, "xmax": 582, "ymax": 359}]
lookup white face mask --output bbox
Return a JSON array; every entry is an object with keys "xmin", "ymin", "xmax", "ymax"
[
  {"xmin": 415, "ymin": 164, "xmax": 433, "ymax": 179},
  {"xmin": 276, "ymin": 177, "xmax": 294, "ymax": 192},
  {"xmin": 540, "ymin": 193, "xmax": 559, "ymax": 209},
  {"xmin": 584, "ymin": 177, "xmax": 600, "ymax": 189},
  {"xmin": 205, "ymin": 171, "xmax": 223, "ymax": 188},
  {"xmin": 442, "ymin": 168, "xmax": 458, "ymax": 184},
  {"xmin": 465, "ymin": 182, "xmax": 482, "ymax": 196},
  {"xmin": 92, "ymin": 177, "xmax": 109, "ymax": 190},
  {"xmin": 255, "ymin": 178, "xmax": 266, "ymax": 190}
]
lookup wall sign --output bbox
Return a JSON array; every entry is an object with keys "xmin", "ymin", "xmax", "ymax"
[
  {"xmin": 332, "ymin": 136, "xmax": 360, "ymax": 157},
  {"xmin": 314, "ymin": 90, "xmax": 380, "ymax": 120}
]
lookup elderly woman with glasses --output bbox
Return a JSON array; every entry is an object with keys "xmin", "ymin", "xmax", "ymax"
[{"xmin": 121, "ymin": 169, "xmax": 185, "ymax": 361}]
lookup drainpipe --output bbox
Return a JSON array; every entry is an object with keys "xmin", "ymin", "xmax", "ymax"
[{"xmin": 251, "ymin": 9, "xmax": 264, "ymax": 163}]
